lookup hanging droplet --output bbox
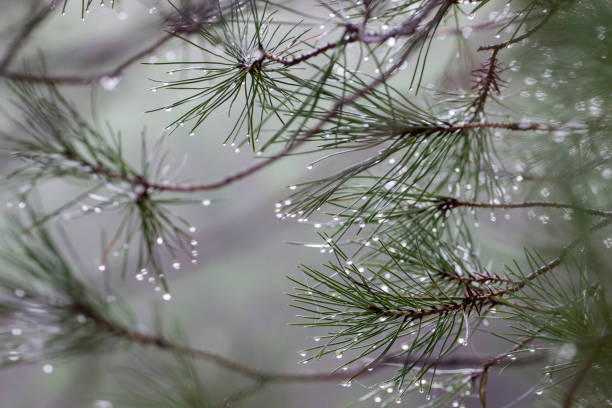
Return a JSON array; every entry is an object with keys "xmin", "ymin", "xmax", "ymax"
[{"xmin": 100, "ymin": 76, "xmax": 121, "ymax": 91}]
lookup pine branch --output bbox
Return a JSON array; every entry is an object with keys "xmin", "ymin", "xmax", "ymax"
[
  {"xmin": 367, "ymin": 218, "xmax": 612, "ymax": 321},
  {"xmin": 78, "ymin": 294, "xmax": 532, "ymax": 382}
]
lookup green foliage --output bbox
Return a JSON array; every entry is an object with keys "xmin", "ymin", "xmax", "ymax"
[
  {"xmin": 148, "ymin": 0, "xmax": 305, "ymax": 146},
  {"xmin": 0, "ymin": 0, "xmax": 611, "ymax": 407}
]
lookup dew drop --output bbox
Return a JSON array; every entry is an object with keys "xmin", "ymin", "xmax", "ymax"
[
  {"xmin": 524, "ymin": 77, "xmax": 537, "ymax": 86},
  {"xmin": 100, "ymin": 76, "xmax": 121, "ymax": 91}
]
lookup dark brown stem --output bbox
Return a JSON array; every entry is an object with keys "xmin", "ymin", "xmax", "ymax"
[
  {"xmin": 449, "ymin": 199, "xmax": 612, "ymax": 218},
  {"xmin": 469, "ymin": 49, "xmax": 502, "ymax": 122},
  {"xmin": 467, "ymin": 8, "xmax": 556, "ymax": 122},
  {"xmin": 260, "ymin": 26, "xmax": 359, "ymax": 67}
]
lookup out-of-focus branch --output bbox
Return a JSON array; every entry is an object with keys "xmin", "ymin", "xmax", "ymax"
[
  {"xmin": 0, "ymin": 0, "xmax": 57, "ymax": 73},
  {"xmin": 74, "ymin": 300, "xmax": 542, "ymax": 385},
  {"xmin": 2, "ymin": 32, "xmax": 175, "ymax": 84}
]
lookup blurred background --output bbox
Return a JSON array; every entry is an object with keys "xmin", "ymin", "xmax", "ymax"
[{"xmin": 0, "ymin": 0, "xmax": 575, "ymax": 407}]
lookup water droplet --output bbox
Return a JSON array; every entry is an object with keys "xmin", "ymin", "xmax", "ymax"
[
  {"xmin": 162, "ymin": 293, "xmax": 172, "ymax": 301},
  {"xmin": 100, "ymin": 76, "xmax": 121, "ymax": 91},
  {"xmin": 524, "ymin": 77, "xmax": 537, "ymax": 86},
  {"xmin": 42, "ymin": 364, "xmax": 54, "ymax": 374},
  {"xmin": 201, "ymin": 199, "xmax": 211, "ymax": 206}
]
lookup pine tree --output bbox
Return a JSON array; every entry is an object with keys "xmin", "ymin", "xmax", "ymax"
[{"xmin": 0, "ymin": 0, "xmax": 610, "ymax": 407}]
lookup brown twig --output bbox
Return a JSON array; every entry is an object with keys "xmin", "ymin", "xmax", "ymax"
[
  {"xmin": 466, "ymin": 8, "xmax": 556, "ymax": 122},
  {"xmin": 469, "ymin": 49, "xmax": 503, "ymax": 121},
  {"xmin": 440, "ymin": 198, "xmax": 612, "ymax": 218}
]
